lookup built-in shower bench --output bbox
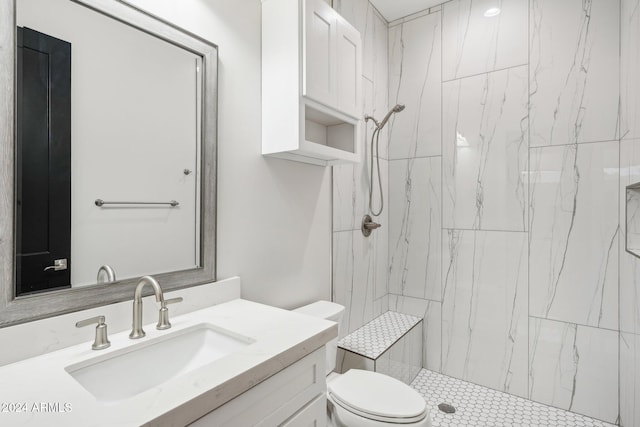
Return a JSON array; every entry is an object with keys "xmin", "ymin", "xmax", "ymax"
[{"xmin": 337, "ymin": 311, "xmax": 422, "ymax": 385}]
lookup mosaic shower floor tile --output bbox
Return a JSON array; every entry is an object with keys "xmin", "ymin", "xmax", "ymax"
[{"xmin": 411, "ymin": 369, "xmax": 616, "ymax": 427}]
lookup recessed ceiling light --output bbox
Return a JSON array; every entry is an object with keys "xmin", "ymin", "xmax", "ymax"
[{"xmin": 484, "ymin": 7, "xmax": 501, "ymax": 17}]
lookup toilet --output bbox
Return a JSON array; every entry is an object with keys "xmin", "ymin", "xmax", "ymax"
[{"xmin": 294, "ymin": 301, "xmax": 432, "ymax": 427}]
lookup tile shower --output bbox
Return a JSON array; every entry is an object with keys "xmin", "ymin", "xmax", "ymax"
[{"xmin": 332, "ymin": 0, "xmax": 640, "ymax": 425}]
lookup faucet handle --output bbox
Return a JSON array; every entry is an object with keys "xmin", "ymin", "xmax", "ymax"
[
  {"xmin": 157, "ymin": 297, "xmax": 183, "ymax": 330},
  {"xmin": 76, "ymin": 315, "xmax": 111, "ymax": 350}
]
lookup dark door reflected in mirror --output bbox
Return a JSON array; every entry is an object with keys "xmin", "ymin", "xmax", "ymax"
[{"xmin": 16, "ymin": 27, "xmax": 71, "ymax": 296}]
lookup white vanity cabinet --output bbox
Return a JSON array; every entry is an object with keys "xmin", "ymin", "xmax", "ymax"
[
  {"xmin": 189, "ymin": 347, "xmax": 327, "ymax": 426},
  {"xmin": 262, "ymin": 0, "xmax": 362, "ymax": 166}
]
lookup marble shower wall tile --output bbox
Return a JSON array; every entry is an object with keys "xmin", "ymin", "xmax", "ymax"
[
  {"xmin": 529, "ymin": 318, "xmax": 619, "ymax": 424},
  {"xmin": 388, "ymin": 12, "xmax": 442, "ymax": 160},
  {"xmin": 621, "ymin": 332, "xmax": 640, "ymax": 427},
  {"xmin": 621, "ymin": 139, "xmax": 640, "ymax": 334},
  {"xmin": 374, "ymin": 295, "xmax": 389, "ymax": 318},
  {"xmin": 388, "ymin": 157, "xmax": 441, "ymax": 301},
  {"xmin": 333, "ymin": 86, "xmax": 389, "ymax": 233},
  {"xmin": 442, "ymin": 66, "xmax": 528, "ymax": 231},
  {"xmin": 388, "ymin": 294, "xmax": 442, "ymax": 372},
  {"xmin": 441, "ymin": 230, "xmax": 528, "ymax": 398},
  {"xmin": 621, "ymin": 0, "xmax": 640, "ymax": 140},
  {"xmin": 530, "ymin": 0, "xmax": 620, "ymax": 147},
  {"xmin": 376, "ymin": 324, "xmax": 423, "ymax": 384},
  {"xmin": 333, "ymin": 78, "xmax": 369, "ymax": 232},
  {"xmin": 333, "ymin": 227, "xmax": 388, "ymax": 335},
  {"xmin": 529, "ymin": 141, "xmax": 619, "ymax": 329},
  {"xmin": 333, "ymin": 158, "xmax": 385, "ymax": 232},
  {"xmin": 442, "ymin": 0, "xmax": 528, "ymax": 81}
]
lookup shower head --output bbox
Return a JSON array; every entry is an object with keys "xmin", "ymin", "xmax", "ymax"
[{"xmin": 377, "ymin": 104, "xmax": 405, "ymax": 130}]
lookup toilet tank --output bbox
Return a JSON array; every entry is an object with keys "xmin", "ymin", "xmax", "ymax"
[{"xmin": 293, "ymin": 301, "xmax": 344, "ymax": 375}]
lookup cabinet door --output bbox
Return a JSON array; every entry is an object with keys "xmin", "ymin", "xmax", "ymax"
[
  {"xmin": 303, "ymin": 0, "xmax": 336, "ymax": 108},
  {"xmin": 336, "ymin": 20, "xmax": 361, "ymax": 119}
]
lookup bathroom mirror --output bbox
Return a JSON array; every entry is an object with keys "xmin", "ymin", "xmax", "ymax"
[{"xmin": 0, "ymin": 0, "xmax": 217, "ymax": 326}]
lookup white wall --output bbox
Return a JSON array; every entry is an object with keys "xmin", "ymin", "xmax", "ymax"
[{"xmin": 125, "ymin": 0, "xmax": 332, "ymax": 308}]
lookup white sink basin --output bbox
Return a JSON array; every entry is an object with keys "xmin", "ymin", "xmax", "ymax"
[{"xmin": 65, "ymin": 323, "xmax": 254, "ymax": 403}]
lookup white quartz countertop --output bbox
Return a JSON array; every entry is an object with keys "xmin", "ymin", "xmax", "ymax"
[{"xmin": 0, "ymin": 299, "xmax": 337, "ymax": 426}]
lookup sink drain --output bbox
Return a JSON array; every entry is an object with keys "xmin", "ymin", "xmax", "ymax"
[{"xmin": 438, "ymin": 403, "xmax": 456, "ymax": 414}]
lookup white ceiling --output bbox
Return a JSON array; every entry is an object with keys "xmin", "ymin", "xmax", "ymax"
[{"xmin": 369, "ymin": 0, "xmax": 444, "ymax": 22}]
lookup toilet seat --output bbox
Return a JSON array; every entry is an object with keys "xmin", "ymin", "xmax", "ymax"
[{"xmin": 328, "ymin": 370, "xmax": 427, "ymax": 424}]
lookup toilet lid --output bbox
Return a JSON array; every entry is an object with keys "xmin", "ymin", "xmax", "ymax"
[{"xmin": 328, "ymin": 370, "xmax": 427, "ymax": 423}]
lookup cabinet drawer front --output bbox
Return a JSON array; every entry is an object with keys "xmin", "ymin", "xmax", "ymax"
[
  {"xmin": 190, "ymin": 347, "xmax": 326, "ymax": 426},
  {"xmin": 280, "ymin": 394, "xmax": 326, "ymax": 427}
]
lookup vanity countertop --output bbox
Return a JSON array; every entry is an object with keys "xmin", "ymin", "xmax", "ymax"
[{"xmin": 0, "ymin": 299, "xmax": 337, "ymax": 426}]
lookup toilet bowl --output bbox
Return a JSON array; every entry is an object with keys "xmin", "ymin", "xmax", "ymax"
[{"xmin": 294, "ymin": 301, "xmax": 432, "ymax": 427}]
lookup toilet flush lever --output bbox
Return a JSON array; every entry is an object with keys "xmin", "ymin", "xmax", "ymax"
[{"xmin": 76, "ymin": 315, "xmax": 111, "ymax": 350}]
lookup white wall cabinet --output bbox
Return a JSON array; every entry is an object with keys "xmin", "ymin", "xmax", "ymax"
[
  {"xmin": 189, "ymin": 347, "xmax": 327, "ymax": 426},
  {"xmin": 262, "ymin": 0, "xmax": 362, "ymax": 166}
]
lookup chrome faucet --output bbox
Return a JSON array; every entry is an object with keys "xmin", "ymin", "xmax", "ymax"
[{"xmin": 129, "ymin": 276, "xmax": 165, "ymax": 339}]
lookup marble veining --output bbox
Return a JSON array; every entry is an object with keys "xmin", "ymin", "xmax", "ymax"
[
  {"xmin": 621, "ymin": 0, "xmax": 640, "ymax": 140},
  {"xmin": 529, "ymin": 141, "xmax": 619, "ymax": 329},
  {"xmin": 442, "ymin": 0, "xmax": 528, "ymax": 81},
  {"xmin": 333, "ymin": 77, "xmax": 390, "ymax": 232},
  {"xmin": 529, "ymin": 318, "xmax": 618, "ymax": 423},
  {"xmin": 442, "ymin": 229, "xmax": 528, "ymax": 398},
  {"xmin": 388, "ymin": 157, "xmax": 441, "ymax": 301},
  {"xmin": 331, "ymin": 0, "xmax": 389, "ymax": 343},
  {"xmin": 388, "ymin": 12, "xmax": 441, "ymax": 159},
  {"xmin": 333, "ymin": 229, "xmax": 388, "ymax": 336},
  {"xmin": 388, "ymin": 294, "xmax": 442, "ymax": 372},
  {"xmin": 529, "ymin": 0, "xmax": 619, "ymax": 146},
  {"xmin": 443, "ymin": 65, "xmax": 528, "ymax": 231}
]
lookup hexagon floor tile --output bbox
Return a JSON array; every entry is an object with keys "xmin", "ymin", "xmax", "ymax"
[{"xmin": 410, "ymin": 369, "xmax": 616, "ymax": 427}]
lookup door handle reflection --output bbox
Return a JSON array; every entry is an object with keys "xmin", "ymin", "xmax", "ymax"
[{"xmin": 43, "ymin": 258, "xmax": 68, "ymax": 272}]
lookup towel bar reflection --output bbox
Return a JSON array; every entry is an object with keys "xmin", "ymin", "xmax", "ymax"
[{"xmin": 94, "ymin": 199, "xmax": 179, "ymax": 207}]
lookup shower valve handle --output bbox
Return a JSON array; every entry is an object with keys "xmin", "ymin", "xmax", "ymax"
[
  {"xmin": 362, "ymin": 214, "xmax": 381, "ymax": 237},
  {"xmin": 364, "ymin": 221, "xmax": 381, "ymax": 230}
]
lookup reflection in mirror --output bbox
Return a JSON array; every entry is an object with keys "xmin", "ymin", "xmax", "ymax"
[
  {"xmin": 15, "ymin": 0, "xmax": 202, "ymax": 296},
  {"xmin": 96, "ymin": 265, "xmax": 116, "ymax": 284},
  {"xmin": 0, "ymin": 0, "xmax": 217, "ymax": 327}
]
